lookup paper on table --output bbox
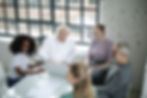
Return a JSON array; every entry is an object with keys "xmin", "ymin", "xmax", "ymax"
[
  {"xmin": 26, "ymin": 72, "xmax": 70, "ymax": 98},
  {"xmin": 27, "ymin": 72, "xmax": 54, "ymax": 98}
]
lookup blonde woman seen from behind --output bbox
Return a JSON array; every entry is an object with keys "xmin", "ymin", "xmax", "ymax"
[{"xmin": 61, "ymin": 61, "xmax": 95, "ymax": 98}]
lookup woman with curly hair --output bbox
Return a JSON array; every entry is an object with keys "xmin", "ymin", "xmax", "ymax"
[{"xmin": 7, "ymin": 35, "xmax": 43, "ymax": 87}]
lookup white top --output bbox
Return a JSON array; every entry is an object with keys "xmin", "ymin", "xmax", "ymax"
[
  {"xmin": 39, "ymin": 37, "xmax": 76, "ymax": 63},
  {"xmin": 8, "ymin": 53, "xmax": 30, "ymax": 79}
]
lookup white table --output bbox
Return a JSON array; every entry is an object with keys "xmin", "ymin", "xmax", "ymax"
[{"xmin": 2, "ymin": 63, "xmax": 72, "ymax": 98}]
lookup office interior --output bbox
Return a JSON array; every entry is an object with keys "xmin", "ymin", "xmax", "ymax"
[{"xmin": 0, "ymin": 0, "xmax": 147, "ymax": 98}]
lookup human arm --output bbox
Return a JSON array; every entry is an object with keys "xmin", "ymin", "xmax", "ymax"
[{"xmin": 15, "ymin": 65, "xmax": 45, "ymax": 76}]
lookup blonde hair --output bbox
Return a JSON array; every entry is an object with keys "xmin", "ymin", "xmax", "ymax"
[{"xmin": 70, "ymin": 62, "xmax": 94, "ymax": 98}]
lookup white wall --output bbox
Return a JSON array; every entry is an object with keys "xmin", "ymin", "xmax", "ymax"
[{"xmin": 99, "ymin": 0, "xmax": 147, "ymax": 94}]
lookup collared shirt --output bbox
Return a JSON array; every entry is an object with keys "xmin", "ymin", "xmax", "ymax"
[{"xmin": 39, "ymin": 36, "xmax": 76, "ymax": 63}]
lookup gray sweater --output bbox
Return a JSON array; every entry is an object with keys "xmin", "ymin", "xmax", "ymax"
[{"xmin": 97, "ymin": 63, "xmax": 132, "ymax": 98}]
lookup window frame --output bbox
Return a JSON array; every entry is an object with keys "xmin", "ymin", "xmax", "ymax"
[{"xmin": 0, "ymin": 0, "xmax": 100, "ymax": 44}]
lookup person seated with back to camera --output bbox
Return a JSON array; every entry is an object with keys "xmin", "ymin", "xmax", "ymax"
[
  {"xmin": 97, "ymin": 42, "xmax": 132, "ymax": 98},
  {"xmin": 61, "ymin": 61, "xmax": 95, "ymax": 98},
  {"xmin": 7, "ymin": 35, "xmax": 45, "ymax": 87}
]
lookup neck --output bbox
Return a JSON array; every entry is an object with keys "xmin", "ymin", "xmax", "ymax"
[
  {"xmin": 57, "ymin": 37, "xmax": 65, "ymax": 43},
  {"xmin": 97, "ymin": 36, "xmax": 105, "ymax": 41},
  {"xmin": 119, "ymin": 58, "xmax": 128, "ymax": 65}
]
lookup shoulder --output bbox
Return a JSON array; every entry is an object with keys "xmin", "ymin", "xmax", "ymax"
[
  {"xmin": 67, "ymin": 38, "xmax": 76, "ymax": 46},
  {"xmin": 13, "ymin": 53, "xmax": 25, "ymax": 58},
  {"xmin": 13, "ymin": 53, "xmax": 28, "ymax": 60}
]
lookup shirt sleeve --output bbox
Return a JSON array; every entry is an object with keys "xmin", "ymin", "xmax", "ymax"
[{"xmin": 11, "ymin": 55, "xmax": 24, "ymax": 68}]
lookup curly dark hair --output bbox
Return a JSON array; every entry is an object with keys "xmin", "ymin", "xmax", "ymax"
[{"xmin": 10, "ymin": 35, "xmax": 37, "ymax": 55}]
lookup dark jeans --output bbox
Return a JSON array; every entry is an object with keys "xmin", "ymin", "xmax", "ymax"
[
  {"xmin": 90, "ymin": 60, "xmax": 108, "ymax": 86},
  {"xmin": 7, "ymin": 77, "xmax": 22, "ymax": 87},
  {"xmin": 91, "ymin": 68, "xmax": 108, "ymax": 85}
]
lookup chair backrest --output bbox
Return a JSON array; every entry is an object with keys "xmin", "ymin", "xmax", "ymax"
[
  {"xmin": 0, "ymin": 62, "xmax": 8, "ymax": 98},
  {"xmin": 0, "ymin": 40, "xmax": 12, "ymax": 73}
]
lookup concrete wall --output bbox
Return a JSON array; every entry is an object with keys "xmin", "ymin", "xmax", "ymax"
[{"xmin": 99, "ymin": 0, "xmax": 147, "ymax": 94}]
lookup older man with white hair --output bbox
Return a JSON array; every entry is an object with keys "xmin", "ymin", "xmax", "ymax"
[
  {"xmin": 24, "ymin": 26, "xmax": 75, "ymax": 98},
  {"xmin": 39, "ymin": 26, "xmax": 75, "ymax": 64},
  {"xmin": 39, "ymin": 25, "xmax": 76, "ymax": 70}
]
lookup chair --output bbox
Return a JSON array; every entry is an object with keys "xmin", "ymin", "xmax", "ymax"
[{"xmin": 0, "ymin": 62, "xmax": 8, "ymax": 98}]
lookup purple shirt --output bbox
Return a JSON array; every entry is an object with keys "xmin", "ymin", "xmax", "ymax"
[{"xmin": 89, "ymin": 39, "xmax": 113, "ymax": 62}]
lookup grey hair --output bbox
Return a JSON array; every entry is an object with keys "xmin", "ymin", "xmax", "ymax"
[{"xmin": 117, "ymin": 42, "xmax": 130, "ymax": 57}]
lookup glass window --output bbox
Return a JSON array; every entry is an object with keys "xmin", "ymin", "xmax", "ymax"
[
  {"xmin": 29, "ymin": 0, "xmax": 39, "ymax": 8},
  {"xmin": 19, "ymin": 8, "xmax": 27, "ymax": 19},
  {"xmin": 55, "ymin": 0, "xmax": 65, "ymax": 7},
  {"xmin": 19, "ymin": 22, "xmax": 28, "ymax": 34},
  {"xmin": 29, "ymin": 8, "xmax": 39, "ymax": 20},
  {"xmin": 5, "ymin": 0, "xmax": 14, "ymax": 6},
  {"xmin": 42, "ymin": 24, "xmax": 53, "ymax": 36},
  {"xmin": 85, "ymin": 0, "xmax": 96, "ymax": 8},
  {"xmin": 55, "ymin": 9, "xmax": 65, "ymax": 24},
  {"xmin": 0, "ymin": 21, "xmax": 5, "ymax": 33},
  {"xmin": 69, "ymin": 0, "xmax": 80, "ymax": 8},
  {"xmin": 42, "ymin": 8, "xmax": 51, "ymax": 21},
  {"xmin": 70, "ymin": 27, "xmax": 81, "ymax": 42},
  {"xmin": 18, "ymin": 0, "xmax": 26, "ymax": 7},
  {"xmin": 8, "ymin": 22, "xmax": 16, "ymax": 35},
  {"xmin": 42, "ymin": 0, "xmax": 50, "ymax": 8},
  {"xmin": 30, "ymin": 24, "xmax": 40, "ymax": 37},
  {"xmin": 0, "ymin": 7, "xmax": 4, "ymax": 19},
  {"xmin": 69, "ymin": 10, "xmax": 81, "ymax": 25},
  {"xmin": 84, "ymin": 11, "xmax": 96, "ymax": 26},
  {"xmin": 0, "ymin": 0, "xmax": 99, "ymax": 43},
  {"xmin": 7, "ymin": 7, "xmax": 15, "ymax": 19}
]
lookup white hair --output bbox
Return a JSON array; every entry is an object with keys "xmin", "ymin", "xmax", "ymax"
[
  {"xmin": 56, "ymin": 25, "xmax": 70, "ymax": 35},
  {"xmin": 119, "ymin": 47, "xmax": 130, "ymax": 57}
]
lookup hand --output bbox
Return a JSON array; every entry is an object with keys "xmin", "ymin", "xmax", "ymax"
[
  {"xmin": 37, "ymin": 69, "xmax": 45, "ymax": 74},
  {"xmin": 90, "ymin": 66, "xmax": 101, "ymax": 71},
  {"xmin": 36, "ymin": 61, "xmax": 43, "ymax": 66}
]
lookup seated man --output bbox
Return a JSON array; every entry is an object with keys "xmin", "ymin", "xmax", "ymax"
[
  {"xmin": 39, "ymin": 26, "xmax": 76, "ymax": 76},
  {"xmin": 97, "ymin": 42, "xmax": 132, "ymax": 98}
]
